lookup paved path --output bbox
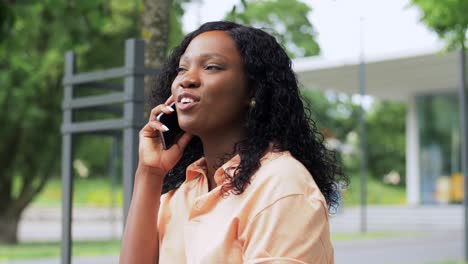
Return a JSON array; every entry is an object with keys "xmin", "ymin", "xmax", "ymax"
[
  {"xmin": 6, "ymin": 205, "xmax": 464, "ymax": 263},
  {"xmin": 19, "ymin": 207, "xmax": 123, "ymax": 241},
  {"xmin": 334, "ymin": 231, "xmax": 463, "ymax": 264},
  {"xmin": 329, "ymin": 205, "xmax": 462, "ymax": 233},
  {"xmin": 2, "ymin": 231, "xmax": 463, "ymax": 264}
]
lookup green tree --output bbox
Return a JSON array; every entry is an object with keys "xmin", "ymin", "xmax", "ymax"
[
  {"xmin": 302, "ymin": 90, "xmax": 407, "ymax": 183},
  {"xmin": 72, "ymin": 0, "xmax": 188, "ymax": 177},
  {"xmin": 142, "ymin": 0, "xmax": 189, "ymax": 100},
  {"xmin": 2, "ymin": 0, "xmax": 328, "ymax": 244},
  {"xmin": 366, "ymin": 101, "xmax": 407, "ymax": 183},
  {"xmin": 410, "ymin": 0, "xmax": 468, "ymax": 49},
  {"xmin": 226, "ymin": 0, "xmax": 320, "ymax": 58},
  {"xmin": 168, "ymin": 0, "xmax": 190, "ymax": 50},
  {"xmin": 142, "ymin": 0, "xmax": 170, "ymax": 71},
  {"xmin": 302, "ymin": 90, "xmax": 361, "ymax": 141},
  {"xmin": 0, "ymin": 0, "xmax": 141, "ymax": 244}
]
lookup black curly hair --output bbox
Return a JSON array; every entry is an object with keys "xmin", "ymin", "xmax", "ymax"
[{"xmin": 150, "ymin": 21, "xmax": 345, "ymax": 212}]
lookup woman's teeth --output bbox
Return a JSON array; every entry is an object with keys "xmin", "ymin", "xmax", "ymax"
[{"xmin": 181, "ymin": 97, "xmax": 194, "ymax": 104}]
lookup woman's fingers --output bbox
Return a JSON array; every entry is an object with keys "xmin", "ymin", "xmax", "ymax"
[
  {"xmin": 148, "ymin": 96, "xmax": 176, "ymax": 121},
  {"xmin": 150, "ymin": 105, "xmax": 174, "ymax": 121},
  {"xmin": 148, "ymin": 120, "xmax": 169, "ymax": 133},
  {"xmin": 140, "ymin": 121, "xmax": 169, "ymax": 138}
]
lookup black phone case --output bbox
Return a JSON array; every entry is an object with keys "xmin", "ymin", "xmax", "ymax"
[{"xmin": 156, "ymin": 104, "xmax": 184, "ymax": 149}]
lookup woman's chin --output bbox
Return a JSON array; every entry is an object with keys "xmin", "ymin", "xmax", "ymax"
[{"xmin": 179, "ymin": 123, "xmax": 202, "ymax": 137}]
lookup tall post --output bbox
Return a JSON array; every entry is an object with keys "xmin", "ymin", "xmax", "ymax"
[
  {"xmin": 459, "ymin": 47, "xmax": 468, "ymax": 261},
  {"xmin": 109, "ymin": 134, "xmax": 121, "ymax": 239},
  {"xmin": 358, "ymin": 17, "xmax": 368, "ymax": 233},
  {"xmin": 61, "ymin": 51, "xmax": 75, "ymax": 264},
  {"xmin": 123, "ymin": 39, "xmax": 146, "ymax": 226}
]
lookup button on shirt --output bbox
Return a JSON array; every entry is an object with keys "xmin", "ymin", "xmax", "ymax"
[{"xmin": 157, "ymin": 151, "xmax": 334, "ymax": 264}]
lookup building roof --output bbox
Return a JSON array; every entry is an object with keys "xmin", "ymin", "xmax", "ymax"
[{"xmin": 292, "ymin": 48, "xmax": 465, "ymax": 102}]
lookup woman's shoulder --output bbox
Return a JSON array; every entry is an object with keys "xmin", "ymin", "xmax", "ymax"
[
  {"xmin": 257, "ymin": 150, "xmax": 311, "ymax": 182},
  {"xmin": 260, "ymin": 151, "xmax": 306, "ymax": 171},
  {"xmin": 248, "ymin": 151, "xmax": 325, "ymax": 201}
]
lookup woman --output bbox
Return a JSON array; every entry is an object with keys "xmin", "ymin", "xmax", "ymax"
[{"xmin": 120, "ymin": 21, "xmax": 344, "ymax": 264}]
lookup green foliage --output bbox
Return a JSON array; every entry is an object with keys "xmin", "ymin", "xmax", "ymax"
[
  {"xmin": 226, "ymin": 0, "xmax": 320, "ymax": 58},
  {"xmin": 73, "ymin": 135, "xmax": 118, "ymax": 178},
  {"xmin": 366, "ymin": 101, "xmax": 407, "ymax": 183},
  {"xmin": 301, "ymin": 90, "xmax": 407, "ymax": 184},
  {"xmin": 0, "ymin": 1, "xmax": 15, "ymax": 42},
  {"xmin": 342, "ymin": 173, "xmax": 406, "ymax": 206},
  {"xmin": 168, "ymin": 0, "xmax": 191, "ymax": 51},
  {"xmin": 410, "ymin": 0, "xmax": 468, "ymax": 49},
  {"xmin": 0, "ymin": 0, "xmax": 140, "ymax": 229},
  {"xmin": 418, "ymin": 94, "xmax": 461, "ymax": 174},
  {"xmin": 301, "ymin": 90, "xmax": 361, "ymax": 140},
  {"xmin": 33, "ymin": 177, "xmax": 123, "ymax": 208}
]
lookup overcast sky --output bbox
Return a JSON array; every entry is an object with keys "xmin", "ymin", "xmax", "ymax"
[{"xmin": 182, "ymin": 0, "xmax": 445, "ymax": 60}]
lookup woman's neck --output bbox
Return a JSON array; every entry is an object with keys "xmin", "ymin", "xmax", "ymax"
[{"xmin": 200, "ymin": 129, "xmax": 242, "ymax": 190}]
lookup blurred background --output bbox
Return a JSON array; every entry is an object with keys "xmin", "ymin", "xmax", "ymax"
[{"xmin": 0, "ymin": 0, "xmax": 467, "ymax": 263}]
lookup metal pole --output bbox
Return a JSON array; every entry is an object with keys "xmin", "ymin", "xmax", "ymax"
[
  {"xmin": 459, "ymin": 47, "xmax": 468, "ymax": 261},
  {"xmin": 61, "ymin": 51, "xmax": 75, "ymax": 264},
  {"xmin": 109, "ymin": 135, "xmax": 120, "ymax": 239},
  {"xmin": 359, "ymin": 17, "xmax": 368, "ymax": 234},
  {"xmin": 123, "ymin": 39, "xmax": 146, "ymax": 226}
]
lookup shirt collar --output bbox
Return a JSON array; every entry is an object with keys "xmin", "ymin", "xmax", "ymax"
[{"xmin": 185, "ymin": 155, "xmax": 241, "ymax": 187}]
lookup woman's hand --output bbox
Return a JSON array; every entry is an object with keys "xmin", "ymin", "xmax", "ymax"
[
  {"xmin": 122, "ymin": 97, "xmax": 190, "ymax": 264},
  {"xmin": 138, "ymin": 96, "xmax": 193, "ymax": 175}
]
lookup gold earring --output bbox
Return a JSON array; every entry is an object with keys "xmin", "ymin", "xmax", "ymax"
[{"xmin": 249, "ymin": 99, "xmax": 256, "ymax": 108}]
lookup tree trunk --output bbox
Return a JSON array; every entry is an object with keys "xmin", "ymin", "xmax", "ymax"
[
  {"xmin": 0, "ymin": 211, "xmax": 20, "ymax": 244},
  {"xmin": 142, "ymin": 0, "xmax": 171, "ymax": 99}
]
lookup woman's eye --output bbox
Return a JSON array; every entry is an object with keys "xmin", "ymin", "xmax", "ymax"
[
  {"xmin": 205, "ymin": 65, "xmax": 222, "ymax": 71},
  {"xmin": 177, "ymin": 67, "xmax": 187, "ymax": 73}
]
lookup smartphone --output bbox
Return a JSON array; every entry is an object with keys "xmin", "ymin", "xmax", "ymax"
[{"xmin": 156, "ymin": 102, "xmax": 184, "ymax": 149}]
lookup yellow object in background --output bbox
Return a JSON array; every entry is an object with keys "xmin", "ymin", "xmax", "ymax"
[{"xmin": 450, "ymin": 172, "xmax": 464, "ymax": 203}]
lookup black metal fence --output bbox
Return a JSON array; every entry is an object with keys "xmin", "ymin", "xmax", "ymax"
[{"xmin": 61, "ymin": 39, "xmax": 157, "ymax": 264}]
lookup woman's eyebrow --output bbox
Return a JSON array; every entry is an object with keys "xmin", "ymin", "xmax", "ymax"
[
  {"xmin": 199, "ymin": 53, "xmax": 228, "ymax": 60},
  {"xmin": 180, "ymin": 53, "xmax": 228, "ymax": 62}
]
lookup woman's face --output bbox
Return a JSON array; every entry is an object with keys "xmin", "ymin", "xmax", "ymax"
[{"xmin": 171, "ymin": 31, "xmax": 250, "ymax": 137}]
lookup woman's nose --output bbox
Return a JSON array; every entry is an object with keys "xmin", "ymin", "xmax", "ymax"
[{"xmin": 180, "ymin": 70, "xmax": 200, "ymax": 88}]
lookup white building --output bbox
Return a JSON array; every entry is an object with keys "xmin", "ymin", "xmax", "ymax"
[{"xmin": 293, "ymin": 49, "xmax": 467, "ymax": 205}]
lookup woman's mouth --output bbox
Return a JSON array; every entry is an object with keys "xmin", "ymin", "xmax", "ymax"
[{"xmin": 177, "ymin": 93, "xmax": 200, "ymax": 111}]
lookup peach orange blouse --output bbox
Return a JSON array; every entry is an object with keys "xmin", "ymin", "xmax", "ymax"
[{"xmin": 157, "ymin": 151, "xmax": 334, "ymax": 263}]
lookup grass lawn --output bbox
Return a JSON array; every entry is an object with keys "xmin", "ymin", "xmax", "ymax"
[
  {"xmin": 0, "ymin": 240, "xmax": 121, "ymax": 261},
  {"xmin": 341, "ymin": 175, "xmax": 406, "ymax": 206},
  {"xmin": 32, "ymin": 177, "xmax": 123, "ymax": 207},
  {"xmin": 428, "ymin": 262, "xmax": 468, "ymax": 264},
  {"xmin": 33, "ymin": 174, "xmax": 406, "ymax": 207},
  {"xmin": 331, "ymin": 231, "xmax": 417, "ymax": 242},
  {"xmin": 0, "ymin": 231, "xmax": 411, "ymax": 260}
]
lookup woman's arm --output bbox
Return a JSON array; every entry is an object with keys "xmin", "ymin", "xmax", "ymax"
[
  {"xmin": 119, "ymin": 97, "xmax": 192, "ymax": 264},
  {"xmin": 119, "ymin": 165, "xmax": 165, "ymax": 263}
]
